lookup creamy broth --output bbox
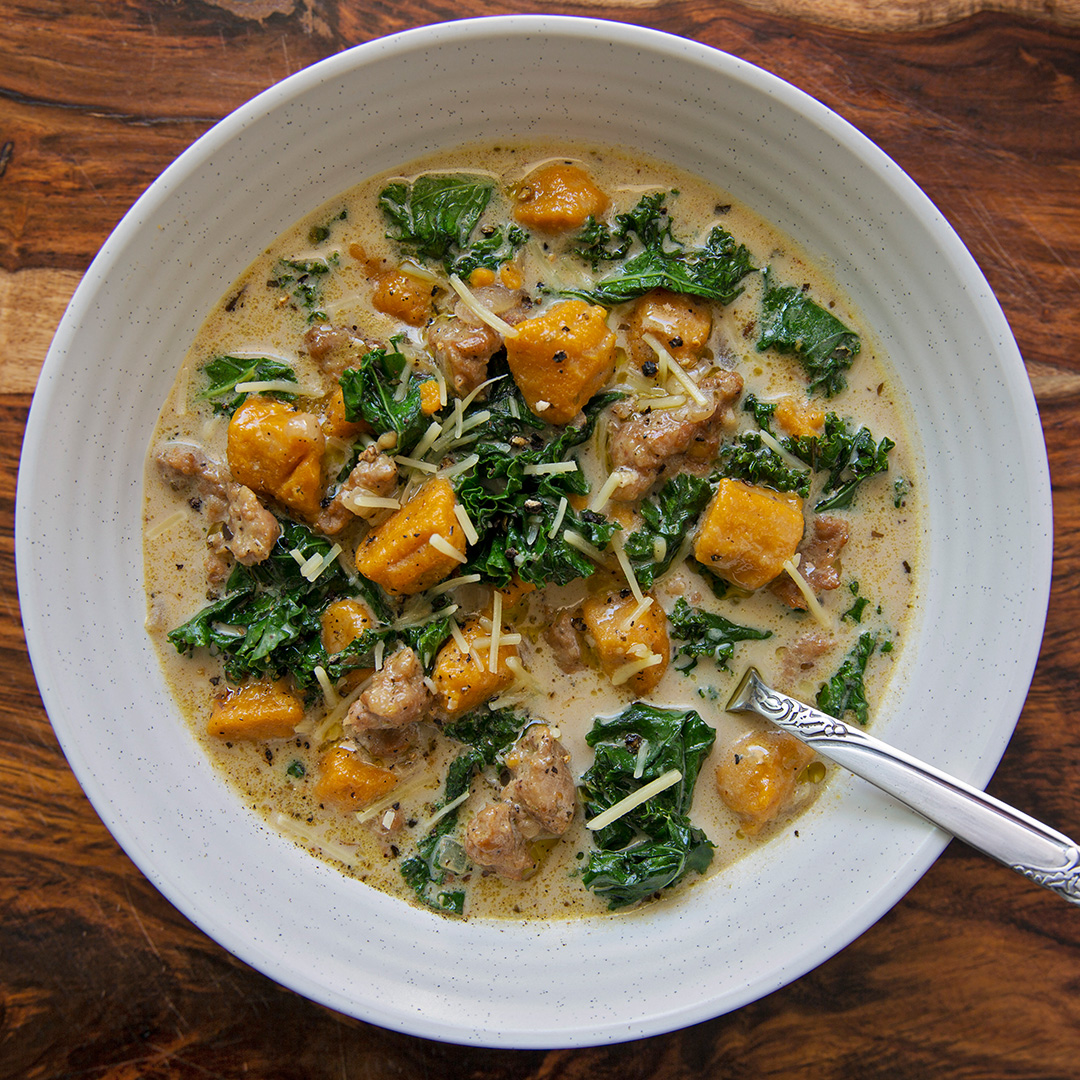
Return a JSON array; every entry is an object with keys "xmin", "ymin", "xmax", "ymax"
[{"xmin": 144, "ymin": 141, "xmax": 922, "ymax": 920}]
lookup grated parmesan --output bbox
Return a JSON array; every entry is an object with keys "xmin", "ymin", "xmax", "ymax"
[
  {"xmin": 586, "ymin": 770, "xmax": 683, "ymax": 831},
  {"xmin": 782, "ymin": 556, "xmax": 834, "ymax": 629},
  {"xmin": 429, "ymin": 532, "xmax": 468, "ymax": 564}
]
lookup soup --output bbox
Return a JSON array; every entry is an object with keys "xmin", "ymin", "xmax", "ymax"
[{"xmin": 143, "ymin": 141, "xmax": 922, "ymax": 919}]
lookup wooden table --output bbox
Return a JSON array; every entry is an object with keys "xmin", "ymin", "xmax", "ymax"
[{"xmin": 3, "ymin": 2, "xmax": 1079, "ymax": 1075}]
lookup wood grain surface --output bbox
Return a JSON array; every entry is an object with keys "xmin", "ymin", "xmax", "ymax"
[{"xmin": 3, "ymin": 2, "xmax": 1080, "ymax": 1077}]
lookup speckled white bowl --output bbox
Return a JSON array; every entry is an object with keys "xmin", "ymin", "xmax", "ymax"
[{"xmin": 16, "ymin": 17, "xmax": 1051, "ymax": 1047}]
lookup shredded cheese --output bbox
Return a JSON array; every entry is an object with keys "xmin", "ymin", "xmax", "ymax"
[
  {"xmin": 611, "ymin": 531, "xmax": 646, "ymax": 607},
  {"xmin": 146, "ymin": 509, "xmax": 187, "ymax": 541},
  {"xmin": 562, "ymin": 529, "xmax": 608, "ymax": 566},
  {"xmin": 547, "ymin": 496, "xmax": 569, "ymax": 540},
  {"xmin": 453, "ymin": 503, "xmax": 480, "ymax": 546},
  {"xmin": 504, "ymin": 655, "xmax": 541, "ymax": 690},
  {"xmin": 429, "ymin": 532, "xmax": 468, "ymax": 564},
  {"xmin": 633, "ymin": 739, "xmax": 651, "ymax": 779},
  {"xmin": 412, "ymin": 420, "xmax": 445, "ymax": 461},
  {"xmin": 300, "ymin": 543, "xmax": 342, "ymax": 582},
  {"xmin": 588, "ymin": 468, "xmax": 631, "ymax": 513},
  {"xmin": 271, "ymin": 813, "xmax": 358, "ymax": 865},
  {"xmin": 643, "ymin": 332, "xmax": 708, "ymax": 406},
  {"xmin": 448, "ymin": 617, "xmax": 472, "ymax": 655},
  {"xmin": 313, "ymin": 665, "xmax": 340, "ymax": 708},
  {"xmin": 488, "ymin": 591, "xmax": 503, "ymax": 673},
  {"xmin": 759, "ymin": 428, "xmax": 807, "ymax": 470},
  {"xmin": 586, "ymin": 770, "xmax": 683, "ymax": 832},
  {"xmin": 437, "ymin": 452, "xmax": 480, "ymax": 479},
  {"xmin": 448, "ymin": 274, "xmax": 517, "ymax": 337},
  {"xmin": 428, "ymin": 573, "xmax": 481, "ymax": 598},
  {"xmin": 341, "ymin": 492, "xmax": 402, "ymax": 513},
  {"xmin": 782, "ymin": 556, "xmax": 834, "ymax": 629},
  {"xmin": 522, "ymin": 460, "xmax": 578, "ymax": 477},
  {"xmin": 610, "ymin": 650, "xmax": 664, "ymax": 686},
  {"xmin": 420, "ymin": 789, "xmax": 472, "ymax": 832},
  {"xmin": 393, "ymin": 454, "xmax": 438, "ymax": 474}
]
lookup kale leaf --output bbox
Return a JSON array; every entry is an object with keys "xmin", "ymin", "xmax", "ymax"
[
  {"xmin": 719, "ymin": 432, "xmax": 812, "ymax": 498},
  {"xmin": 339, "ymin": 346, "xmax": 437, "ymax": 455},
  {"xmin": 167, "ymin": 520, "xmax": 347, "ymax": 689},
  {"xmin": 816, "ymin": 631, "xmax": 879, "ymax": 725},
  {"xmin": 667, "ymin": 597, "xmax": 773, "ymax": 673},
  {"xmin": 568, "ymin": 193, "xmax": 755, "ymax": 306},
  {"xmin": 785, "ymin": 413, "xmax": 895, "ymax": 512},
  {"xmin": 198, "ymin": 354, "xmax": 298, "ymax": 415},
  {"xmin": 450, "ymin": 224, "xmax": 529, "ymax": 280},
  {"xmin": 270, "ymin": 256, "xmax": 335, "ymax": 323},
  {"xmin": 400, "ymin": 707, "xmax": 527, "ymax": 915},
  {"xmin": 379, "ymin": 173, "xmax": 495, "ymax": 266},
  {"xmin": 756, "ymin": 269, "xmax": 861, "ymax": 396},
  {"xmin": 454, "ymin": 389, "xmax": 622, "ymax": 588},
  {"xmin": 580, "ymin": 703, "xmax": 715, "ymax": 909},
  {"xmin": 308, "ymin": 208, "xmax": 347, "ymax": 247},
  {"xmin": 622, "ymin": 473, "xmax": 714, "ymax": 589},
  {"xmin": 740, "ymin": 393, "xmax": 894, "ymax": 511}
]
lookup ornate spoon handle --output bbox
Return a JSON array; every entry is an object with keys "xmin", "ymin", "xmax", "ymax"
[{"xmin": 727, "ymin": 668, "xmax": 1080, "ymax": 905}]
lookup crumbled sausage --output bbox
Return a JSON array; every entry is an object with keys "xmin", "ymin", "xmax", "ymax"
[
  {"xmin": 316, "ymin": 445, "xmax": 399, "ymax": 535},
  {"xmin": 344, "ymin": 647, "xmax": 432, "ymax": 733},
  {"xmin": 156, "ymin": 442, "xmax": 280, "ymax": 565},
  {"xmin": 543, "ymin": 609, "xmax": 585, "ymax": 673},
  {"xmin": 608, "ymin": 367, "xmax": 743, "ymax": 500},
  {"xmin": 771, "ymin": 515, "xmax": 849, "ymax": 609}
]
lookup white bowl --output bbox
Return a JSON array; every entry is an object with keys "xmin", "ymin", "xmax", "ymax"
[{"xmin": 16, "ymin": 16, "xmax": 1051, "ymax": 1047}]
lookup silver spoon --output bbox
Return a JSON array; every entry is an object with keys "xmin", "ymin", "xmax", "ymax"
[{"xmin": 727, "ymin": 667, "xmax": 1080, "ymax": 905}]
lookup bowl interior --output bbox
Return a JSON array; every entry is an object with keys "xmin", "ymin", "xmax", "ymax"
[{"xmin": 15, "ymin": 16, "xmax": 1050, "ymax": 1047}]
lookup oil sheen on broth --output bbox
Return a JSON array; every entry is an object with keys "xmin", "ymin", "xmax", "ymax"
[{"xmin": 143, "ymin": 142, "xmax": 922, "ymax": 920}]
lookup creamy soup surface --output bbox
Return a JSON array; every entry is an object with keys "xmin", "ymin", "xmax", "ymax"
[{"xmin": 144, "ymin": 141, "xmax": 923, "ymax": 920}]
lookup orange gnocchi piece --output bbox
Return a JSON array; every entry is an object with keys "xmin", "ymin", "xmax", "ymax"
[
  {"xmin": 314, "ymin": 746, "xmax": 397, "ymax": 810},
  {"xmin": 694, "ymin": 479, "xmax": 804, "ymax": 591},
  {"xmin": 353, "ymin": 477, "xmax": 466, "ymax": 596},
  {"xmin": 505, "ymin": 299, "xmax": 616, "ymax": 425},
  {"xmin": 227, "ymin": 396, "xmax": 325, "ymax": 520},
  {"xmin": 208, "ymin": 679, "xmax": 304, "ymax": 741},
  {"xmin": 715, "ymin": 730, "xmax": 816, "ymax": 835},
  {"xmin": 432, "ymin": 616, "xmax": 518, "ymax": 718},
  {"xmin": 581, "ymin": 589, "xmax": 670, "ymax": 695},
  {"xmin": 513, "ymin": 162, "xmax": 609, "ymax": 233}
]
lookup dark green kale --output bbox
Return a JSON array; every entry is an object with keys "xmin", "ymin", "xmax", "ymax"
[
  {"xmin": 580, "ymin": 703, "xmax": 715, "ymax": 909},
  {"xmin": 756, "ymin": 269, "xmax": 861, "ymax": 396},
  {"xmin": 379, "ymin": 173, "xmax": 495, "ymax": 267},
  {"xmin": 841, "ymin": 581, "xmax": 870, "ymax": 624},
  {"xmin": 339, "ymin": 345, "xmax": 437, "ymax": 455},
  {"xmin": 269, "ymin": 256, "xmax": 336, "ymax": 323},
  {"xmin": 740, "ymin": 394, "xmax": 894, "ymax": 512},
  {"xmin": 719, "ymin": 432, "xmax": 812, "ymax": 498},
  {"xmin": 308, "ymin": 208, "xmax": 347, "ymax": 247},
  {"xmin": 572, "ymin": 191, "xmax": 670, "ymax": 269},
  {"xmin": 893, "ymin": 477, "xmax": 911, "ymax": 508},
  {"xmin": 667, "ymin": 597, "xmax": 773, "ymax": 673},
  {"xmin": 167, "ymin": 520, "xmax": 348, "ymax": 689},
  {"xmin": 198, "ymin": 354, "xmax": 298, "ymax": 415},
  {"xmin": 454, "ymin": 390, "xmax": 622, "ymax": 588},
  {"xmin": 786, "ymin": 414, "xmax": 895, "ymax": 513},
  {"xmin": 622, "ymin": 473, "xmax": 714, "ymax": 589},
  {"xmin": 450, "ymin": 224, "xmax": 529, "ymax": 280},
  {"xmin": 816, "ymin": 631, "xmax": 880, "ymax": 725},
  {"xmin": 321, "ymin": 613, "xmax": 453, "ymax": 683},
  {"xmin": 400, "ymin": 707, "xmax": 526, "ymax": 914},
  {"xmin": 567, "ymin": 193, "xmax": 755, "ymax": 306}
]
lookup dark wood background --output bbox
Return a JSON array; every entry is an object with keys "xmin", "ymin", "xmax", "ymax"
[{"xmin": 3, "ymin": 2, "xmax": 1080, "ymax": 1076}]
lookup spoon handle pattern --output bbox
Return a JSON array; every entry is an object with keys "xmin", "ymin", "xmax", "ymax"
[{"xmin": 727, "ymin": 668, "xmax": 1080, "ymax": 906}]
